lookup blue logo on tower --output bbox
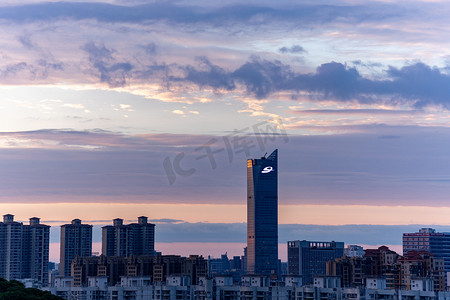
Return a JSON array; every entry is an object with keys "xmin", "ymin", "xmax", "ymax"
[{"xmin": 261, "ymin": 166, "xmax": 274, "ymax": 174}]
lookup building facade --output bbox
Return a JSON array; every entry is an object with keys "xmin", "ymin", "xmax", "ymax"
[
  {"xmin": 288, "ymin": 240, "xmax": 344, "ymax": 284},
  {"xmin": 102, "ymin": 216, "xmax": 155, "ymax": 257},
  {"xmin": 60, "ymin": 219, "xmax": 93, "ymax": 277},
  {"xmin": 247, "ymin": 149, "xmax": 278, "ymax": 275}
]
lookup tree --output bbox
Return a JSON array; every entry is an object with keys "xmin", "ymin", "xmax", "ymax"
[{"xmin": 0, "ymin": 278, "xmax": 63, "ymax": 300}]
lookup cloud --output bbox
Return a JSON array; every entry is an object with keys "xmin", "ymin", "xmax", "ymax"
[
  {"xmin": 18, "ymin": 35, "xmax": 36, "ymax": 50},
  {"xmin": 150, "ymin": 218, "xmax": 184, "ymax": 224},
  {"xmin": 173, "ymin": 58, "xmax": 450, "ymax": 108},
  {"xmin": 232, "ymin": 58, "xmax": 290, "ymax": 98},
  {"xmin": 279, "ymin": 45, "xmax": 306, "ymax": 54},
  {"xmin": 179, "ymin": 56, "xmax": 235, "ymax": 92},
  {"xmin": 1, "ymin": 126, "xmax": 450, "ymax": 205},
  {"xmin": 0, "ymin": 1, "xmax": 443, "ymax": 108},
  {"xmin": 142, "ymin": 42, "xmax": 157, "ymax": 55},
  {"xmin": 291, "ymin": 109, "xmax": 421, "ymax": 115},
  {"xmin": 0, "ymin": 60, "xmax": 63, "ymax": 82},
  {"xmin": 0, "ymin": 2, "xmax": 406, "ymax": 25},
  {"xmin": 172, "ymin": 109, "xmax": 184, "ymax": 115},
  {"xmin": 63, "ymin": 103, "xmax": 85, "ymax": 109},
  {"xmin": 81, "ymin": 42, "xmax": 133, "ymax": 87}
]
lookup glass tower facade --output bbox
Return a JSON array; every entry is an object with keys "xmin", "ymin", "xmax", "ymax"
[{"xmin": 247, "ymin": 149, "xmax": 278, "ymax": 275}]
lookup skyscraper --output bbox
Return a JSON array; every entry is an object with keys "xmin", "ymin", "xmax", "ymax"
[
  {"xmin": 60, "ymin": 219, "xmax": 92, "ymax": 277},
  {"xmin": 0, "ymin": 215, "xmax": 50, "ymax": 286},
  {"xmin": 247, "ymin": 149, "xmax": 278, "ymax": 275},
  {"xmin": 288, "ymin": 240, "xmax": 344, "ymax": 285},
  {"xmin": 102, "ymin": 216, "xmax": 155, "ymax": 257}
]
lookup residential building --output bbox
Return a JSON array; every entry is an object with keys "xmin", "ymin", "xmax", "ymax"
[
  {"xmin": 47, "ymin": 273, "xmax": 450, "ymax": 300},
  {"xmin": 0, "ymin": 215, "xmax": 50, "ymax": 287},
  {"xmin": 0, "ymin": 214, "xmax": 23, "ymax": 280},
  {"xmin": 60, "ymin": 219, "xmax": 92, "ymax": 277},
  {"xmin": 22, "ymin": 217, "xmax": 50, "ymax": 286},
  {"xmin": 327, "ymin": 255, "xmax": 370, "ymax": 287},
  {"xmin": 247, "ymin": 149, "xmax": 278, "ymax": 275},
  {"xmin": 363, "ymin": 246, "xmax": 400, "ymax": 289},
  {"xmin": 67, "ymin": 254, "xmax": 207, "ymax": 288},
  {"xmin": 102, "ymin": 216, "xmax": 155, "ymax": 257},
  {"xmin": 398, "ymin": 250, "xmax": 445, "ymax": 292},
  {"xmin": 288, "ymin": 240, "xmax": 344, "ymax": 285},
  {"xmin": 403, "ymin": 228, "xmax": 450, "ymax": 279}
]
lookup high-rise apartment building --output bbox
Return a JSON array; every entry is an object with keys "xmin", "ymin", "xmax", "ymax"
[
  {"xmin": 288, "ymin": 240, "xmax": 344, "ymax": 284},
  {"xmin": 403, "ymin": 228, "xmax": 450, "ymax": 278},
  {"xmin": 247, "ymin": 149, "xmax": 278, "ymax": 275},
  {"xmin": 22, "ymin": 217, "xmax": 50, "ymax": 286},
  {"xmin": 102, "ymin": 216, "xmax": 155, "ymax": 257},
  {"xmin": 0, "ymin": 215, "xmax": 49, "ymax": 286},
  {"xmin": 0, "ymin": 214, "xmax": 22, "ymax": 280},
  {"xmin": 60, "ymin": 219, "xmax": 92, "ymax": 277}
]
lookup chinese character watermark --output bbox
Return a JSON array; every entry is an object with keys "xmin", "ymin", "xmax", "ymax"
[{"xmin": 162, "ymin": 118, "xmax": 288, "ymax": 185}]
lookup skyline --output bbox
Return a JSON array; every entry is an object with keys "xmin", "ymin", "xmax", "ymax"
[{"xmin": 1, "ymin": 0, "xmax": 450, "ymax": 261}]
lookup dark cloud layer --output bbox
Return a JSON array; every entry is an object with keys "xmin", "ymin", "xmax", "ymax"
[
  {"xmin": 0, "ymin": 2, "xmax": 405, "ymax": 25},
  {"xmin": 5, "ymin": 44, "xmax": 450, "ymax": 109},
  {"xmin": 7, "ymin": 42, "xmax": 449, "ymax": 108},
  {"xmin": 178, "ymin": 58, "xmax": 450, "ymax": 108},
  {"xmin": 2, "ymin": 127, "xmax": 450, "ymax": 205}
]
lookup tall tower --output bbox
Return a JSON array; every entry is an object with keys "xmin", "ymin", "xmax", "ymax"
[
  {"xmin": 247, "ymin": 149, "xmax": 278, "ymax": 275},
  {"xmin": 60, "ymin": 219, "xmax": 92, "ymax": 276}
]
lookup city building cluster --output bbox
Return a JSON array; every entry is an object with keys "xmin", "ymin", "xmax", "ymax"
[{"xmin": 3, "ymin": 150, "xmax": 450, "ymax": 299}]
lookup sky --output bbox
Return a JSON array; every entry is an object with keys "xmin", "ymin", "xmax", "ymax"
[{"xmin": 2, "ymin": 0, "xmax": 450, "ymax": 261}]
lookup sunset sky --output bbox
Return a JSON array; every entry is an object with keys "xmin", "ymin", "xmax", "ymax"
[{"xmin": 1, "ymin": 0, "xmax": 450, "ymax": 261}]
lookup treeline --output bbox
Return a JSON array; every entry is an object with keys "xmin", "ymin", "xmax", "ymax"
[{"xmin": 0, "ymin": 278, "xmax": 63, "ymax": 300}]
